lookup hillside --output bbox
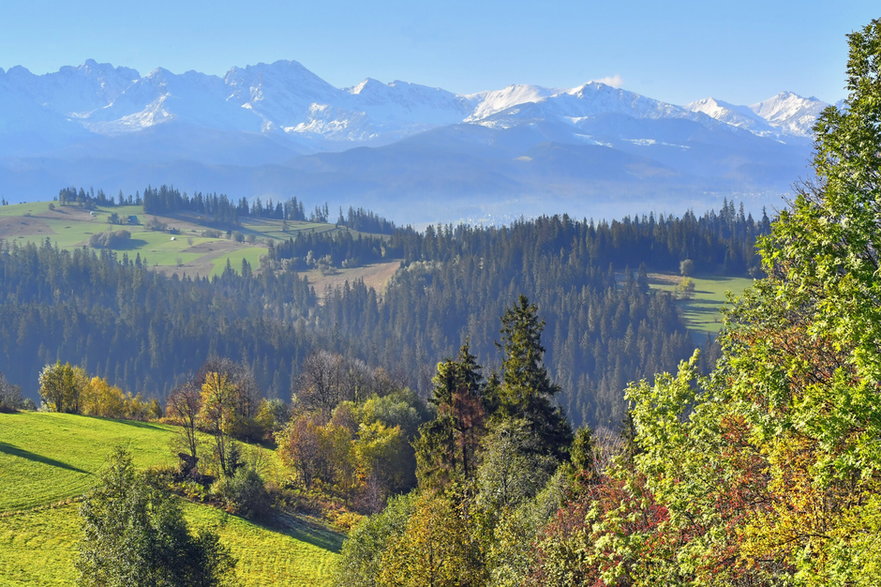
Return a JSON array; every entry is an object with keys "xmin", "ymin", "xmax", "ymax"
[
  {"xmin": 0, "ymin": 206, "xmax": 764, "ymax": 426},
  {"xmin": 0, "ymin": 199, "xmax": 400, "ymax": 288},
  {"xmin": 0, "ymin": 412, "xmax": 342, "ymax": 585}
]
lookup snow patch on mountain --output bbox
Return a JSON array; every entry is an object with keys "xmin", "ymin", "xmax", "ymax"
[{"xmin": 0, "ymin": 59, "xmax": 833, "ymax": 150}]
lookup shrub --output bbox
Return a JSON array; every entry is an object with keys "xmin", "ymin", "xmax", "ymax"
[
  {"xmin": 78, "ymin": 448, "xmax": 235, "ymax": 586},
  {"xmin": 88, "ymin": 230, "xmax": 131, "ymax": 249},
  {"xmin": 213, "ymin": 466, "xmax": 269, "ymax": 519}
]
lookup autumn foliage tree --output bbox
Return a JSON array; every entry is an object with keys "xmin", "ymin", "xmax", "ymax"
[
  {"xmin": 38, "ymin": 361, "xmax": 87, "ymax": 413},
  {"xmin": 199, "ymin": 371, "xmax": 239, "ymax": 477},
  {"xmin": 165, "ymin": 382, "xmax": 202, "ymax": 475},
  {"xmin": 414, "ymin": 343, "xmax": 487, "ymax": 491}
]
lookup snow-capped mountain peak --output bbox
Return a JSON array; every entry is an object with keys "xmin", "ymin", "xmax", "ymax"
[
  {"xmin": 687, "ymin": 97, "xmax": 777, "ymax": 136},
  {"xmin": 750, "ymin": 91, "xmax": 828, "ymax": 137},
  {"xmin": 466, "ymin": 84, "xmax": 555, "ymax": 121},
  {"xmin": 0, "ymin": 58, "xmax": 831, "ymax": 223},
  {"xmin": 349, "ymin": 77, "xmax": 385, "ymax": 95}
]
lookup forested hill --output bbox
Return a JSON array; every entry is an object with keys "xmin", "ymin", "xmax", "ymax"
[{"xmin": 0, "ymin": 202, "xmax": 767, "ymax": 428}]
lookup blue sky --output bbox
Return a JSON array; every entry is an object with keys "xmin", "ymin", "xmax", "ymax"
[{"xmin": 2, "ymin": 1, "xmax": 877, "ymax": 105}]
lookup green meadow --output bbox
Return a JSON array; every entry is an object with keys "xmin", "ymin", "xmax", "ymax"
[
  {"xmin": 0, "ymin": 201, "xmax": 351, "ymax": 278},
  {"xmin": 0, "ymin": 412, "xmax": 341, "ymax": 585},
  {"xmin": 648, "ymin": 273, "xmax": 754, "ymax": 335}
]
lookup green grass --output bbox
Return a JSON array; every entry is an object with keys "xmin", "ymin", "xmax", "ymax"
[
  {"xmin": 0, "ymin": 503, "xmax": 82, "ymax": 585},
  {"xmin": 186, "ymin": 505, "xmax": 342, "ymax": 585},
  {"xmin": 0, "ymin": 201, "xmax": 54, "ymax": 218},
  {"xmin": 0, "ymin": 412, "xmax": 341, "ymax": 585},
  {"xmin": 0, "ymin": 412, "xmax": 179, "ymax": 511},
  {"xmin": 0, "ymin": 201, "xmax": 353, "ymax": 278},
  {"xmin": 208, "ymin": 246, "xmax": 269, "ymax": 278},
  {"xmin": 0, "ymin": 502, "xmax": 340, "ymax": 586},
  {"xmin": 648, "ymin": 273, "xmax": 754, "ymax": 335}
]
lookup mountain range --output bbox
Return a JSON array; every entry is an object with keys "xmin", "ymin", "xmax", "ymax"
[{"xmin": 0, "ymin": 59, "xmax": 830, "ymax": 222}]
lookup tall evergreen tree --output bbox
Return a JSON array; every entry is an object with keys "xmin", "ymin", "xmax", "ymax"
[{"xmin": 495, "ymin": 296, "xmax": 572, "ymax": 460}]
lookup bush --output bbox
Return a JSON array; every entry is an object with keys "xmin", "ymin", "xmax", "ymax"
[
  {"xmin": 79, "ymin": 448, "xmax": 235, "ymax": 586},
  {"xmin": 88, "ymin": 230, "xmax": 131, "ymax": 249},
  {"xmin": 145, "ymin": 217, "xmax": 167, "ymax": 231},
  {"xmin": 213, "ymin": 466, "xmax": 269, "ymax": 519},
  {"xmin": 334, "ymin": 492, "xmax": 416, "ymax": 586},
  {"xmin": 176, "ymin": 479, "xmax": 212, "ymax": 502}
]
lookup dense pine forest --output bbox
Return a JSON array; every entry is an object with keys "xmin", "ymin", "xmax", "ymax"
[
  {"xmin": 0, "ymin": 195, "xmax": 764, "ymax": 429},
  {"xmin": 0, "ymin": 199, "xmax": 764, "ymax": 429}
]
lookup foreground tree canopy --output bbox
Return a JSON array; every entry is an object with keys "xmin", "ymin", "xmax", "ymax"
[
  {"xmin": 337, "ymin": 18, "xmax": 881, "ymax": 585},
  {"xmin": 535, "ymin": 18, "xmax": 881, "ymax": 584}
]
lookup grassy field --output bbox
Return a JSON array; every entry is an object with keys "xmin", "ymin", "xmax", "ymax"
[
  {"xmin": 0, "ymin": 200, "xmax": 406, "ymax": 299},
  {"xmin": 0, "ymin": 201, "xmax": 355, "ymax": 279},
  {"xmin": 0, "ymin": 412, "xmax": 341, "ymax": 585},
  {"xmin": 0, "ymin": 412, "xmax": 180, "ymax": 511},
  {"xmin": 648, "ymin": 273, "xmax": 754, "ymax": 336},
  {"xmin": 305, "ymin": 260, "xmax": 402, "ymax": 300}
]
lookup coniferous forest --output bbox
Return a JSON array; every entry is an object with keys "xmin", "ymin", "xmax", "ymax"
[{"xmin": 0, "ymin": 201, "xmax": 764, "ymax": 429}]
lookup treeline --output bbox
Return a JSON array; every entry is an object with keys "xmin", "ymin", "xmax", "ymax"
[
  {"xmin": 391, "ymin": 199, "xmax": 768, "ymax": 276},
  {"xmin": 58, "ymin": 186, "xmax": 136, "ymax": 207},
  {"xmin": 272, "ymin": 201, "xmax": 766, "ymax": 277},
  {"xmin": 268, "ymin": 230, "xmax": 399, "ymax": 270},
  {"xmin": 58, "ymin": 184, "xmax": 399, "ymax": 234},
  {"xmin": 338, "ymin": 206, "xmax": 397, "ymax": 234}
]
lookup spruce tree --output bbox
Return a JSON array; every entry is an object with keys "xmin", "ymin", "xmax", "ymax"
[{"xmin": 496, "ymin": 296, "xmax": 572, "ymax": 460}]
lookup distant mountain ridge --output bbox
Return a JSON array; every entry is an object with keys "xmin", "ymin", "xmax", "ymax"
[{"xmin": 0, "ymin": 59, "xmax": 831, "ymax": 221}]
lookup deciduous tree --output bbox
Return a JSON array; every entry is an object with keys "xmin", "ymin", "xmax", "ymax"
[
  {"xmin": 38, "ymin": 361, "xmax": 87, "ymax": 413},
  {"xmin": 77, "ymin": 448, "xmax": 234, "ymax": 586}
]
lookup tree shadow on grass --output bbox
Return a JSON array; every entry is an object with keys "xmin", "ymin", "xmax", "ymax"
[
  {"xmin": 262, "ymin": 511, "xmax": 345, "ymax": 553},
  {"xmin": 111, "ymin": 238, "xmax": 149, "ymax": 250},
  {"xmin": 685, "ymin": 303, "xmax": 726, "ymax": 315},
  {"xmin": 0, "ymin": 441, "xmax": 90, "ymax": 474},
  {"xmin": 95, "ymin": 417, "xmax": 168, "ymax": 431}
]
